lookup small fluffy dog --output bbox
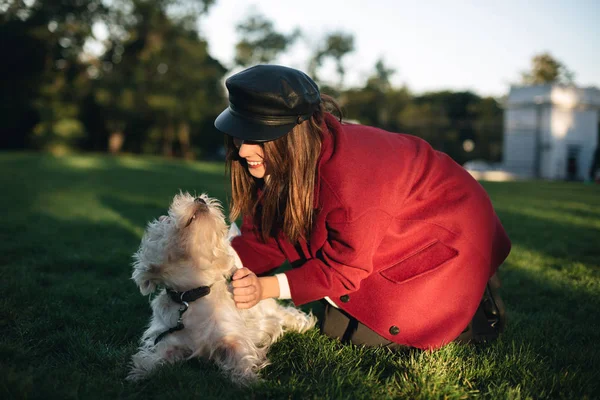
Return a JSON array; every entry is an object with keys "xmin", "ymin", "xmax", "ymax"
[{"xmin": 128, "ymin": 192, "xmax": 315, "ymax": 385}]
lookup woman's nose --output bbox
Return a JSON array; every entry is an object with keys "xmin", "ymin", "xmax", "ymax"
[{"xmin": 237, "ymin": 144, "xmax": 251, "ymax": 157}]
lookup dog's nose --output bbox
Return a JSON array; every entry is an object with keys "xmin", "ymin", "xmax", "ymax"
[{"xmin": 195, "ymin": 197, "xmax": 206, "ymax": 204}]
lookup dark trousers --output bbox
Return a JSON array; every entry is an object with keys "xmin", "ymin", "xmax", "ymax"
[{"xmin": 320, "ymin": 274, "xmax": 506, "ymax": 348}]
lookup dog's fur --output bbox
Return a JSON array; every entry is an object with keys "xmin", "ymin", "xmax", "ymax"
[{"xmin": 128, "ymin": 192, "xmax": 315, "ymax": 385}]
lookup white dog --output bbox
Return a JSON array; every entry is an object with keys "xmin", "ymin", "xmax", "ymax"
[{"xmin": 128, "ymin": 192, "xmax": 315, "ymax": 385}]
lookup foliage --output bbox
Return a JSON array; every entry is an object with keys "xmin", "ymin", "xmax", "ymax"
[
  {"xmin": 521, "ymin": 52, "xmax": 575, "ymax": 85},
  {"xmin": 341, "ymin": 60, "xmax": 503, "ymax": 164},
  {"xmin": 0, "ymin": 0, "xmax": 107, "ymax": 153},
  {"xmin": 309, "ymin": 31, "xmax": 355, "ymax": 88},
  {"xmin": 0, "ymin": 5, "xmax": 567, "ymax": 164},
  {"xmin": 1, "ymin": 152, "xmax": 599, "ymax": 399},
  {"xmin": 234, "ymin": 11, "xmax": 300, "ymax": 66},
  {"xmin": 342, "ymin": 59, "xmax": 410, "ymax": 128},
  {"xmin": 405, "ymin": 91, "xmax": 503, "ymax": 164},
  {"xmin": 91, "ymin": 0, "xmax": 226, "ymax": 158},
  {"xmin": 0, "ymin": 0, "xmax": 225, "ymax": 157}
]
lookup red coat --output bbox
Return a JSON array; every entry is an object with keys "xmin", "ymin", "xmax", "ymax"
[{"xmin": 232, "ymin": 113, "xmax": 511, "ymax": 349}]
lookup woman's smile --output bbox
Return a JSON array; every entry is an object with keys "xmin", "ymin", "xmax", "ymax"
[
  {"xmin": 247, "ymin": 160, "xmax": 263, "ymax": 168},
  {"xmin": 238, "ymin": 143, "xmax": 266, "ymax": 178}
]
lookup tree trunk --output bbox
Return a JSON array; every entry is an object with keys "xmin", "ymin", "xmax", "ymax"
[
  {"xmin": 177, "ymin": 121, "xmax": 193, "ymax": 160},
  {"xmin": 163, "ymin": 122, "xmax": 175, "ymax": 157},
  {"xmin": 108, "ymin": 131, "xmax": 124, "ymax": 154}
]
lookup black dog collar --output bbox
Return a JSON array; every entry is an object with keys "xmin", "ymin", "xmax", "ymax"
[
  {"xmin": 154, "ymin": 286, "xmax": 212, "ymax": 345},
  {"xmin": 166, "ymin": 286, "xmax": 211, "ymax": 304}
]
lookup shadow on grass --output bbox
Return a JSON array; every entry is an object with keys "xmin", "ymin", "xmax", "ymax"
[
  {"xmin": 1, "ymin": 153, "xmax": 229, "ymax": 216},
  {"xmin": 0, "ymin": 211, "xmax": 140, "ymax": 397},
  {"xmin": 100, "ymin": 194, "xmax": 169, "ymax": 229},
  {"xmin": 498, "ymin": 208, "xmax": 600, "ymax": 264},
  {"xmin": 549, "ymin": 202, "xmax": 600, "ymax": 220},
  {"xmin": 485, "ymin": 205, "xmax": 600, "ymax": 397}
]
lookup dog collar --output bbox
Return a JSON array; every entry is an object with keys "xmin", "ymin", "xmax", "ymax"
[
  {"xmin": 166, "ymin": 286, "xmax": 211, "ymax": 304},
  {"xmin": 154, "ymin": 286, "xmax": 212, "ymax": 346}
]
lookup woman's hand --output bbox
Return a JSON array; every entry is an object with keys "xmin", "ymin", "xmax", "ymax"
[
  {"xmin": 231, "ymin": 268, "xmax": 263, "ymax": 309},
  {"xmin": 231, "ymin": 268, "xmax": 280, "ymax": 309}
]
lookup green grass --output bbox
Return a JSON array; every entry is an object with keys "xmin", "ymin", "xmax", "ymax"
[{"xmin": 1, "ymin": 152, "xmax": 599, "ymax": 399}]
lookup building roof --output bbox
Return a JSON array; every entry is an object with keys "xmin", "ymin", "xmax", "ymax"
[{"xmin": 506, "ymin": 84, "xmax": 600, "ymax": 109}]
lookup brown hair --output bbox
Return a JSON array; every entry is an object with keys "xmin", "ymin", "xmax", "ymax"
[{"xmin": 226, "ymin": 94, "xmax": 342, "ymax": 243}]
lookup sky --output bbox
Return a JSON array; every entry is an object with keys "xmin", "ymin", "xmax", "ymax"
[{"xmin": 199, "ymin": 0, "xmax": 600, "ymax": 97}]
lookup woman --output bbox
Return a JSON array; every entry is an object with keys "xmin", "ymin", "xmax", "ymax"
[{"xmin": 214, "ymin": 65, "xmax": 511, "ymax": 349}]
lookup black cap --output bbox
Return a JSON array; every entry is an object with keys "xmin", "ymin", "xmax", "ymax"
[{"xmin": 214, "ymin": 65, "xmax": 321, "ymax": 142}]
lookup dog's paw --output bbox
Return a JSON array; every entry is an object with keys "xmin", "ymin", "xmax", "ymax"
[
  {"xmin": 299, "ymin": 312, "xmax": 318, "ymax": 333},
  {"xmin": 126, "ymin": 367, "xmax": 147, "ymax": 382},
  {"xmin": 127, "ymin": 349, "xmax": 164, "ymax": 381},
  {"xmin": 279, "ymin": 307, "xmax": 317, "ymax": 333}
]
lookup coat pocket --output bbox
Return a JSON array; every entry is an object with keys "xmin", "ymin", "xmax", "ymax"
[{"xmin": 380, "ymin": 240, "xmax": 458, "ymax": 284}]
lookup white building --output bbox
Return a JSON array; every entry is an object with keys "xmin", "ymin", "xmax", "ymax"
[{"xmin": 503, "ymin": 84, "xmax": 600, "ymax": 180}]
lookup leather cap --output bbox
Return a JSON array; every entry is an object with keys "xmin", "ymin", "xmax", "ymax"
[{"xmin": 214, "ymin": 65, "xmax": 321, "ymax": 142}]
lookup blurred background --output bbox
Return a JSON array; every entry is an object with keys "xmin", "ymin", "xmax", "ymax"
[
  {"xmin": 1, "ymin": 0, "xmax": 599, "ymax": 180},
  {"xmin": 1, "ymin": 5, "xmax": 599, "ymax": 397}
]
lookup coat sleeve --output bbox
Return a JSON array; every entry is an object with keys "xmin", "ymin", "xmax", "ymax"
[
  {"xmin": 230, "ymin": 215, "xmax": 287, "ymax": 275},
  {"xmin": 284, "ymin": 208, "xmax": 392, "ymax": 306}
]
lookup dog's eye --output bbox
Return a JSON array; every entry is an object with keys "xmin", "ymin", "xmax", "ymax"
[{"xmin": 185, "ymin": 214, "xmax": 196, "ymax": 227}]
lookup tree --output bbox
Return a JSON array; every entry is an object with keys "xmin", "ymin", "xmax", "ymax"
[
  {"xmin": 367, "ymin": 59, "xmax": 395, "ymax": 92},
  {"xmin": 93, "ymin": 0, "xmax": 225, "ymax": 158},
  {"xmin": 398, "ymin": 102, "xmax": 451, "ymax": 152},
  {"xmin": 234, "ymin": 12, "xmax": 300, "ymax": 66},
  {"xmin": 394, "ymin": 91, "xmax": 503, "ymax": 164},
  {"xmin": 342, "ymin": 59, "xmax": 410, "ymax": 130},
  {"xmin": 0, "ymin": 0, "xmax": 108, "ymax": 153},
  {"xmin": 0, "ymin": 5, "xmax": 45, "ymax": 149},
  {"xmin": 521, "ymin": 52, "xmax": 575, "ymax": 85},
  {"xmin": 308, "ymin": 31, "xmax": 354, "ymax": 88},
  {"xmin": 468, "ymin": 97, "xmax": 504, "ymax": 163},
  {"xmin": 0, "ymin": 0, "xmax": 224, "ymax": 157}
]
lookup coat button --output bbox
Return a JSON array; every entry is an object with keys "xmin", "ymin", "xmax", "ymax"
[
  {"xmin": 389, "ymin": 325, "xmax": 400, "ymax": 335},
  {"xmin": 340, "ymin": 295, "xmax": 350, "ymax": 303}
]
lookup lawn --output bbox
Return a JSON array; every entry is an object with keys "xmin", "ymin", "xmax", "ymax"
[{"xmin": 1, "ymin": 152, "xmax": 599, "ymax": 399}]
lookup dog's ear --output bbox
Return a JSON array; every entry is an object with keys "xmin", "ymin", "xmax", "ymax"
[
  {"xmin": 140, "ymin": 264, "xmax": 162, "ymax": 295},
  {"xmin": 139, "ymin": 279, "xmax": 157, "ymax": 296},
  {"xmin": 132, "ymin": 261, "xmax": 161, "ymax": 296}
]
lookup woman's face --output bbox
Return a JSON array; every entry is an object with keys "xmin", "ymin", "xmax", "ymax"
[{"xmin": 236, "ymin": 140, "xmax": 266, "ymax": 179}]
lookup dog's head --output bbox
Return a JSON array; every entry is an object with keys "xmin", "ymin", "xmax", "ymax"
[{"xmin": 132, "ymin": 192, "xmax": 231, "ymax": 295}]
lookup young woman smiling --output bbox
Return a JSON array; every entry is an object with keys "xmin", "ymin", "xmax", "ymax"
[{"xmin": 214, "ymin": 65, "xmax": 510, "ymax": 349}]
